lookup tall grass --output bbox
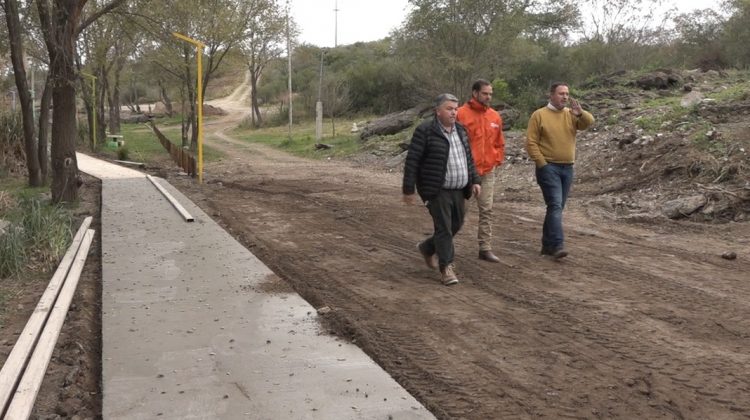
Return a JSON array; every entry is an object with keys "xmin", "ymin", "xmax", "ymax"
[
  {"xmin": 21, "ymin": 198, "xmax": 72, "ymax": 266},
  {"xmin": 0, "ymin": 198, "xmax": 72, "ymax": 278},
  {"xmin": 0, "ymin": 225, "xmax": 26, "ymax": 278}
]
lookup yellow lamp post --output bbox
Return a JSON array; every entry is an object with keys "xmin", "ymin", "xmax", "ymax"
[
  {"xmin": 80, "ymin": 72, "xmax": 97, "ymax": 148},
  {"xmin": 172, "ymin": 32, "xmax": 205, "ymax": 183}
]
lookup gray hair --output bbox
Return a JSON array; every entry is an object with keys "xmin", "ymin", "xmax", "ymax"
[{"xmin": 434, "ymin": 93, "xmax": 458, "ymax": 109}]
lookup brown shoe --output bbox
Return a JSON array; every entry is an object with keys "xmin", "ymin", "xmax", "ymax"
[
  {"xmin": 441, "ymin": 264, "xmax": 459, "ymax": 286},
  {"xmin": 417, "ymin": 242, "xmax": 438, "ymax": 270},
  {"xmin": 478, "ymin": 250, "xmax": 500, "ymax": 263},
  {"xmin": 551, "ymin": 248, "xmax": 568, "ymax": 259},
  {"xmin": 541, "ymin": 246, "xmax": 568, "ymax": 259}
]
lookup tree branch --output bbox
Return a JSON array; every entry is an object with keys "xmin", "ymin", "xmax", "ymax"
[{"xmin": 77, "ymin": 0, "xmax": 127, "ymax": 35}]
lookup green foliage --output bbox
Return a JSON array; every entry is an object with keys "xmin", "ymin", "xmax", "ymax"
[
  {"xmin": 634, "ymin": 105, "xmax": 691, "ymax": 133},
  {"xmin": 111, "ymin": 123, "xmax": 224, "ymax": 165},
  {"xmin": 706, "ymin": 79, "xmax": 750, "ymax": 102},
  {"xmin": 0, "ymin": 196, "xmax": 72, "ymax": 279},
  {"xmin": 491, "ymin": 79, "xmax": 511, "ymax": 102},
  {"xmin": 672, "ymin": 9, "xmax": 727, "ymax": 69},
  {"xmin": 20, "ymin": 198, "xmax": 72, "ymax": 267},
  {"xmin": 0, "ymin": 112, "xmax": 24, "ymax": 174},
  {"xmin": 606, "ymin": 110, "xmax": 622, "ymax": 126},
  {"xmin": 117, "ymin": 145, "xmax": 130, "ymax": 161},
  {"xmin": 232, "ymin": 117, "xmax": 364, "ymax": 159},
  {"xmin": 721, "ymin": 0, "xmax": 750, "ymax": 67},
  {"xmin": 0, "ymin": 225, "xmax": 26, "ymax": 279},
  {"xmin": 690, "ymin": 122, "xmax": 728, "ymax": 156}
]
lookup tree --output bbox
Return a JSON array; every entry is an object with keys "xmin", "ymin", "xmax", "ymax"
[
  {"xmin": 35, "ymin": 0, "xmax": 126, "ymax": 202},
  {"xmin": 3, "ymin": 0, "xmax": 42, "ymax": 187},
  {"xmin": 393, "ymin": 0, "xmax": 578, "ymax": 97},
  {"xmin": 721, "ymin": 0, "xmax": 750, "ymax": 67},
  {"xmin": 672, "ymin": 8, "xmax": 726, "ymax": 69},
  {"xmin": 141, "ymin": 0, "xmax": 250, "ymax": 151},
  {"xmin": 572, "ymin": 0, "xmax": 676, "ymax": 75},
  {"xmin": 240, "ymin": 0, "xmax": 288, "ymax": 127}
]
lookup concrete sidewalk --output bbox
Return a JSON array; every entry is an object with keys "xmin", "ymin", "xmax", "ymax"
[{"xmin": 77, "ymin": 153, "xmax": 434, "ymax": 419}]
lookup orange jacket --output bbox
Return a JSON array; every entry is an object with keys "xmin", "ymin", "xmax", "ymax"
[{"xmin": 457, "ymin": 98, "xmax": 505, "ymax": 176}]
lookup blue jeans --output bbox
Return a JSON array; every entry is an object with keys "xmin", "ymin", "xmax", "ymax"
[{"xmin": 535, "ymin": 163, "xmax": 573, "ymax": 250}]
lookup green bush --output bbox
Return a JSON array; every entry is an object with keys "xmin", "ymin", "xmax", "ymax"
[
  {"xmin": 20, "ymin": 198, "xmax": 72, "ymax": 267},
  {"xmin": 0, "ymin": 112, "xmax": 25, "ymax": 175},
  {"xmin": 0, "ymin": 225, "xmax": 26, "ymax": 278},
  {"xmin": 0, "ymin": 197, "xmax": 72, "ymax": 279},
  {"xmin": 117, "ymin": 145, "xmax": 130, "ymax": 160}
]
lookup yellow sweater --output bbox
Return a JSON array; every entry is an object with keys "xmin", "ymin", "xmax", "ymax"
[{"xmin": 526, "ymin": 106, "xmax": 594, "ymax": 168}]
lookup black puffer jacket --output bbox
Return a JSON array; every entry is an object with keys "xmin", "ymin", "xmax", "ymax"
[{"xmin": 402, "ymin": 117, "xmax": 480, "ymax": 202}]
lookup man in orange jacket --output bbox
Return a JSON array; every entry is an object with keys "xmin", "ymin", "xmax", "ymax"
[{"xmin": 457, "ymin": 79, "xmax": 506, "ymax": 263}]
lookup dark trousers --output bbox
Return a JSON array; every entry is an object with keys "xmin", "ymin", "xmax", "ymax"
[
  {"xmin": 419, "ymin": 189, "xmax": 466, "ymax": 270},
  {"xmin": 535, "ymin": 163, "xmax": 574, "ymax": 250}
]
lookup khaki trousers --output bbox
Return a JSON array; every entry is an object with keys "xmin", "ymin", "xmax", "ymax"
[{"xmin": 476, "ymin": 166, "xmax": 496, "ymax": 251}]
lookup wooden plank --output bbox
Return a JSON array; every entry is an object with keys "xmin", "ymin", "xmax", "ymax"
[
  {"xmin": 3, "ymin": 229, "xmax": 95, "ymax": 420},
  {"xmin": 146, "ymin": 175, "xmax": 195, "ymax": 222},
  {"xmin": 0, "ymin": 217, "xmax": 92, "ymax": 416},
  {"xmin": 113, "ymin": 159, "xmax": 146, "ymax": 168}
]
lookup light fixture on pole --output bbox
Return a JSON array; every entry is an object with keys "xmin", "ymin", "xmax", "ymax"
[{"xmin": 172, "ymin": 32, "xmax": 206, "ymax": 184}]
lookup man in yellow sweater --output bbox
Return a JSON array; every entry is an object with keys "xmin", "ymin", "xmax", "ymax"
[{"xmin": 526, "ymin": 82, "xmax": 594, "ymax": 259}]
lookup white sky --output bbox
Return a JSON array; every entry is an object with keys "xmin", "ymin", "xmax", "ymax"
[{"xmin": 291, "ymin": 0, "xmax": 722, "ymax": 48}]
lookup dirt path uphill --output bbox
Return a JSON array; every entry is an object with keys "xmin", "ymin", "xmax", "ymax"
[{"xmin": 168, "ymin": 95, "xmax": 750, "ymax": 419}]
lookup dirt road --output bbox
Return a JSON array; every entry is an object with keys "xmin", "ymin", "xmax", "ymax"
[{"xmin": 167, "ymin": 94, "xmax": 750, "ymax": 419}]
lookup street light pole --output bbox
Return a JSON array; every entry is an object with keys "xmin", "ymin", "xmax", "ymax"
[
  {"xmin": 316, "ymin": 50, "xmax": 324, "ymax": 142},
  {"xmin": 173, "ymin": 32, "xmax": 206, "ymax": 184},
  {"xmin": 334, "ymin": 0, "xmax": 339, "ymax": 47},
  {"xmin": 286, "ymin": 0, "xmax": 293, "ymax": 140},
  {"xmin": 80, "ymin": 72, "xmax": 97, "ymax": 149}
]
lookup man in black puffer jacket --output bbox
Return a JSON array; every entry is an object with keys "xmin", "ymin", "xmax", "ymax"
[{"xmin": 403, "ymin": 93, "xmax": 482, "ymax": 286}]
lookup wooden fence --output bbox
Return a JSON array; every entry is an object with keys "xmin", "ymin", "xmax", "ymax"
[{"xmin": 148, "ymin": 123, "xmax": 196, "ymax": 176}]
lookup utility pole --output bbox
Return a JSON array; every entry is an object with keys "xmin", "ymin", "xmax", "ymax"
[
  {"xmin": 286, "ymin": 0, "xmax": 293, "ymax": 140},
  {"xmin": 316, "ymin": 50, "xmax": 324, "ymax": 142},
  {"xmin": 334, "ymin": 0, "xmax": 339, "ymax": 47}
]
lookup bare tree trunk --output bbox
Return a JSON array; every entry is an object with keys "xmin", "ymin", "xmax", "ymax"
[
  {"xmin": 97, "ymin": 65, "xmax": 107, "ymax": 140},
  {"xmin": 50, "ymin": 80, "xmax": 80, "ymax": 203},
  {"xmin": 158, "ymin": 79, "xmax": 174, "ymax": 117},
  {"xmin": 180, "ymin": 87, "xmax": 188, "ymax": 148},
  {"xmin": 3, "ymin": 0, "xmax": 42, "ymax": 186},
  {"xmin": 250, "ymin": 67, "xmax": 262, "ymax": 127},
  {"xmin": 38, "ymin": 73, "xmax": 52, "ymax": 183},
  {"xmin": 42, "ymin": 1, "xmax": 83, "ymax": 203},
  {"xmin": 182, "ymin": 47, "xmax": 198, "ymax": 152},
  {"xmin": 109, "ymin": 49, "xmax": 124, "ymax": 134},
  {"xmin": 78, "ymin": 65, "xmax": 95, "ymax": 149}
]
